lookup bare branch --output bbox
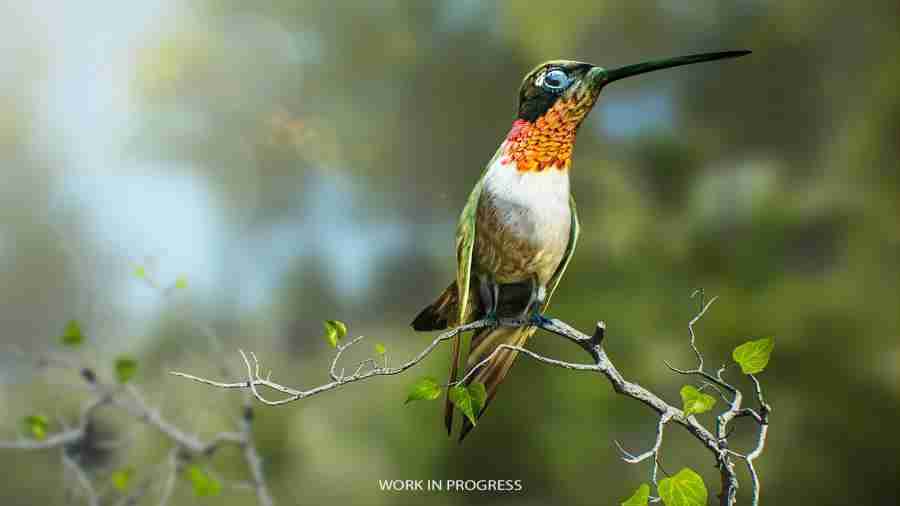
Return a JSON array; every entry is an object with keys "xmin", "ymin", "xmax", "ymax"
[
  {"xmin": 157, "ymin": 448, "xmax": 179, "ymax": 506},
  {"xmin": 172, "ymin": 312, "xmax": 742, "ymax": 464},
  {"xmin": 112, "ymin": 385, "xmax": 208, "ymax": 454},
  {"xmin": 8, "ymin": 287, "xmax": 769, "ymax": 506},
  {"xmin": 614, "ymin": 413, "xmax": 672, "ymax": 502},
  {"xmin": 239, "ymin": 398, "xmax": 273, "ymax": 506},
  {"xmin": 171, "ymin": 319, "xmax": 492, "ymax": 405},
  {"xmin": 0, "ymin": 265, "xmax": 279, "ymax": 506},
  {"xmin": 171, "ymin": 310, "xmax": 765, "ymax": 505},
  {"xmin": 63, "ymin": 452, "xmax": 99, "ymax": 506},
  {"xmin": 687, "ymin": 289, "xmax": 717, "ymax": 368},
  {"xmin": 0, "ymin": 429, "xmax": 84, "ymax": 450},
  {"xmin": 456, "ymin": 340, "xmax": 599, "ymax": 386},
  {"xmin": 2, "ymin": 351, "xmax": 272, "ymax": 505},
  {"xmin": 745, "ymin": 422, "xmax": 768, "ymax": 506},
  {"xmin": 615, "ymin": 412, "xmax": 673, "ymax": 465},
  {"xmin": 662, "ymin": 294, "xmax": 738, "ymax": 401}
]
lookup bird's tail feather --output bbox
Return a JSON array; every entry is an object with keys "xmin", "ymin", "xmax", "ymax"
[
  {"xmin": 414, "ymin": 281, "xmax": 531, "ymax": 440},
  {"xmin": 411, "ymin": 283, "xmax": 458, "ymax": 331},
  {"xmin": 456, "ymin": 325, "xmax": 535, "ymax": 441}
]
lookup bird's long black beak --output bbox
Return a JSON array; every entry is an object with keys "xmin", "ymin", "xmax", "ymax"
[{"xmin": 589, "ymin": 50, "xmax": 751, "ymax": 87}]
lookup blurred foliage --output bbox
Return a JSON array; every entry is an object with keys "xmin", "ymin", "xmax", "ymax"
[{"xmin": 1, "ymin": 1, "xmax": 899, "ymax": 505}]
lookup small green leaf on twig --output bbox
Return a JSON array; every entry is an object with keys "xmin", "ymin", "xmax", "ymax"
[
  {"xmin": 405, "ymin": 377, "xmax": 442, "ymax": 404},
  {"xmin": 732, "ymin": 337, "xmax": 774, "ymax": 375},
  {"xmin": 133, "ymin": 265, "xmax": 146, "ymax": 279},
  {"xmin": 174, "ymin": 275, "xmax": 188, "ymax": 289},
  {"xmin": 185, "ymin": 465, "xmax": 221, "ymax": 497},
  {"xmin": 61, "ymin": 319, "xmax": 84, "ymax": 347},
  {"xmin": 23, "ymin": 415, "xmax": 49, "ymax": 441},
  {"xmin": 658, "ymin": 467, "xmax": 707, "ymax": 506},
  {"xmin": 115, "ymin": 356, "xmax": 138, "ymax": 384},
  {"xmin": 374, "ymin": 343, "xmax": 386, "ymax": 355},
  {"xmin": 621, "ymin": 483, "xmax": 650, "ymax": 506},
  {"xmin": 449, "ymin": 385, "xmax": 478, "ymax": 426},
  {"xmin": 111, "ymin": 468, "xmax": 135, "ymax": 491},
  {"xmin": 680, "ymin": 385, "xmax": 717, "ymax": 417},
  {"xmin": 467, "ymin": 382, "xmax": 487, "ymax": 416},
  {"xmin": 323, "ymin": 320, "xmax": 347, "ymax": 348}
]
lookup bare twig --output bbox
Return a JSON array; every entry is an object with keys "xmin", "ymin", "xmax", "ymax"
[
  {"xmin": 615, "ymin": 412, "xmax": 673, "ymax": 502},
  {"xmin": 157, "ymin": 449, "xmax": 179, "ymax": 506},
  {"xmin": 171, "ymin": 319, "xmax": 492, "ymax": 406},
  {"xmin": 732, "ymin": 374, "xmax": 770, "ymax": 506},
  {"xmin": 63, "ymin": 452, "xmax": 99, "ymax": 506},
  {"xmin": 687, "ymin": 289, "xmax": 716, "ymax": 369},
  {"xmin": 0, "ymin": 428, "xmax": 84, "ymax": 450},
  {"xmin": 239, "ymin": 397, "xmax": 273, "ymax": 506}
]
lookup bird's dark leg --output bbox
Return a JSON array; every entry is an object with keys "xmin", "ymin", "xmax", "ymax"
[
  {"xmin": 478, "ymin": 274, "xmax": 500, "ymax": 325},
  {"xmin": 522, "ymin": 277, "xmax": 551, "ymax": 326}
]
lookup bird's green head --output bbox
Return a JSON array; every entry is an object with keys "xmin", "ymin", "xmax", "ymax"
[
  {"xmin": 505, "ymin": 51, "xmax": 750, "ymax": 172},
  {"xmin": 516, "ymin": 51, "xmax": 751, "ymax": 124}
]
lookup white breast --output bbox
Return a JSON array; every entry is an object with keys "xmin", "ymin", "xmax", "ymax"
[{"xmin": 481, "ymin": 147, "xmax": 571, "ymax": 245}]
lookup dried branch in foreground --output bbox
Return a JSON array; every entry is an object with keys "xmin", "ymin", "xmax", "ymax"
[
  {"xmin": 1, "ymin": 268, "xmax": 275, "ymax": 506},
  {"xmin": 173, "ymin": 293, "xmax": 772, "ymax": 506},
  {"xmin": 0, "ymin": 354, "xmax": 273, "ymax": 506}
]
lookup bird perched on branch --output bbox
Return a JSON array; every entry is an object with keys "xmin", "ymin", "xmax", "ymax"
[{"xmin": 412, "ymin": 51, "xmax": 750, "ymax": 441}]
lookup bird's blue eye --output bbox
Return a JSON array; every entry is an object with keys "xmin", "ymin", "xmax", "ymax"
[{"xmin": 543, "ymin": 69, "xmax": 569, "ymax": 91}]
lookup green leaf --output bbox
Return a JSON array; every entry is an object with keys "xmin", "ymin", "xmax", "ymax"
[
  {"xmin": 174, "ymin": 275, "xmax": 188, "ymax": 289},
  {"xmin": 732, "ymin": 337, "xmax": 775, "ymax": 375},
  {"xmin": 185, "ymin": 465, "xmax": 221, "ymax": 497},
  {"xmin": 680, "ymin": 385, "xmax": 717, "ymax": 417},
  {"xmin": 114, "ymin": 356, "xmax": 138, "ymax": 384},
  {"xmin": 323, "ymin": 320, "xmax": 347, "ymax": 348},
  {"xmin": 133, "ymin": 265, "xmax": 146, "ymax": 279},
  {"xmin": 23, "ymin": 415, "xmax": 49, "ymax": 441},
  {"xmin": 111, "ymin": 468, "xmax": 135, "ymax": 491},
  {"xmin": 448, "ymin": 385, "xmax": 477, "ymax": 426},
  {"xmin": 621, "ymin": 483, "xmax": 650, "ymax": 506},
  {"xmin": 61, "ymin": 320, "xmax": 84, "ymax": 347},
  {"xmin": 659, "ymin": 468, "xmax": 707, "ymax": 506},
  {"xmin": 374, "ymin": 343, "xmax": 386, "ymax": 355},
  {"xmin": 405, "ymin": 377, "xmax": 442, "ymax": 404},
  {"xmin": 467, "ymin": 382, "xmax": 487, "ymax": 416}
]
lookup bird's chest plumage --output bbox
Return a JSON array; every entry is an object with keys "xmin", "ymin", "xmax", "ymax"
[{"xmin": 474, "ymin": 159, "xmax": 571, "ymax": 285}]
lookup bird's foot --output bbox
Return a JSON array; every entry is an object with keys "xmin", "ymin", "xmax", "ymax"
[{"xmin": 528, "ymin": 311, "xmax": 552, "ymax": 327}]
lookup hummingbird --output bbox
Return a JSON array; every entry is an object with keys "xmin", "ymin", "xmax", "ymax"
[{"xmin": 412, "ymin": 50, "xmax": 750, "ymax": 441}]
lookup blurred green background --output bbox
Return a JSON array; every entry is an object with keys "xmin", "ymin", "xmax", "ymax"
[{"xmin": 1, "ymin": 0, "xmax": 898, "ymax": 504}]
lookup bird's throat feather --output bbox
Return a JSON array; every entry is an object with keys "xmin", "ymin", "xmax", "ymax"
[{"xmin": 501, "ymin": 97, "xmax": 590, "ymax": 172}]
